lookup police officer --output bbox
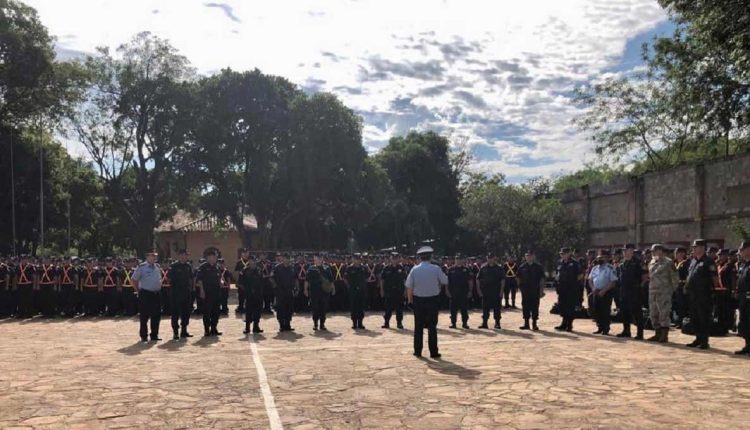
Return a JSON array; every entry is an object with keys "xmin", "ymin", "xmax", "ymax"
[
  {"xmin": 196, "ymin": 250, "xmax": 224, "ymax": 337},
  {"xmin": 234, "ymin": 248, "xmax": 250, "ymax": 314},
  {"xmin": 380, "ymin": 252, "xmax": 407, "ymax": 329},
  {"xmin": 0, "ymin": 258, "xmax": 10, "ymax": 317},
  {"xmin": 616, "ymin": 244, "xmax": 645, "ymax": 340},
  {"xmin": 101, "ymin": 257, "xmax": 121, "ymax": 316},
  {"xmin": 517, "ymin": 250, "xmax": 545, "ymax": 331},
  {"xmin": 120, "ymin": 257, "xmax": 138, "ymax": 316},
  {"xmin": 14, "ymin": 255, "xmax": 37, "ymax": 318},
  {"xmin": 406, "ymin": 246, "xmax": 448, "ymax": 358},
  {"xmin": 734, "ymin": 241, "xmax": 750, "ymax": 355},
  {"xmin": 673, "ymin": 247, "xmax": 689, "ymax": 328},
  {"xmin": 686, "ymin": 239, "xmax": 719, "ymax": 349},
  {"xmin": 132, "ymin": 250, "xmax": 163, "ymax": 342},
  {"xmin": 168, "ymin": 250, "xmax": 195, "ymax": 340},
  {"xmin": 647, "ymin": 244, "xmax": 677, "ymax": 343},
  {"xmin": 477, "ymin": 253, "xmax": 505, "ymax": 329},
  {"xmin": 305, "ymin": 254, "xmax": 334, "ymax": 331},
  {"xmin": 503, "ymin": 255, "xmax": 518, "ymax": 309},
  {"xmin": 447, "ymin": 254, "xmax": 473, "ymax": 329},
  {"xmin": 271, "ymin": 253, "xmax": 296, "ymax": 332},
  {"xmin": 555, "ymin": 247, "xmax": 581, "ymax": 332},
  {"xmin": 588, "ymin": 249, "xmax": 618, "ymax": 335},
  {"xmin": 37, "ymin": 256, "xmax": 59, "ymax": 317},
  {"xmin": 237, "ymin": 256, "xmax": 263, "ymax": 334},
  {"xmin": 345, "ymin": 253, "xmax": 368, "ymax": 330}
]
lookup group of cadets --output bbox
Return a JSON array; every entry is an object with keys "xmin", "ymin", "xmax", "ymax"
[
  {"xmin": 3, "ymin": 240, "xmax": 750, "ymax": 356},
  {"xmin": 556, "ymin": 238, "xmax": 750, "ymax": 355}
]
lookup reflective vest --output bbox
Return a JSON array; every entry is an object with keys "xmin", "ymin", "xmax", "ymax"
[
  {"xmin": 103, "ymin": 267, "xmax": 118, "ymax": 287},
  {"xmin": 83, "ymin": 268, "xmax": 98, "ymax": 288},
  {"xmin": 717, "ymin": 263, "xmax": 729, "ymax": 291},
  {"xmin": 122, "ymin": 268, "xmax": 134, "ymax": 288},
  {"xmin": 297, "ymin": 264, "xmax": 307, "ymax": 281},
  {"xmin": 61, "ymin": 266, "xmax": 75, "ymax": 285},
  {"xmin": 17, "ymin": 264, "xmax": 33, "ymax": 285},
  {"xmin": 161, "ymin": 268, "xmax": 171, "ymax": 287},
  {"xmin": 39, "ymin": 264, "xmax": 56, "ymax": 285},
  {"xmin": 504, "ymin": 263, "xmax": 517, "ymax": 278},
  {"xmin": 366, "ymin": 264, "xmax": 377, "ymax": 283}
]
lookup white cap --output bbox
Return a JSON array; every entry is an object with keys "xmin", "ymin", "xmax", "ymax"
[{"xmin": 416, "ymin": 246, "xmax": 434, "ymax": 255}]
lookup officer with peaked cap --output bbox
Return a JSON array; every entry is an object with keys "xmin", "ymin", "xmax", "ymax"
[
  {"xmin": 405, "ymin": 246, "xmax": 448, "ymax": 358},
  {"xmin": 686, "ymin": 239, "xmax": 718, "ymax": 349}
]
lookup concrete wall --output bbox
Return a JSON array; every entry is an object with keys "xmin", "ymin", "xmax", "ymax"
[{"xmin": 562, "ymin": 153, "xmax": 750, "ymax": 249}]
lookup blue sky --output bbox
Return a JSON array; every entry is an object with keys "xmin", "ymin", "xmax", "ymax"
[{"xmin": 28, "ymin": 0, "xmax": 673, "ymax": 182}]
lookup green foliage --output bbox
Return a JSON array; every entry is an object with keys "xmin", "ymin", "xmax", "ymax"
[{"xmin": 552, "ymin": 164, "xmax": 628, "ymax": 192}]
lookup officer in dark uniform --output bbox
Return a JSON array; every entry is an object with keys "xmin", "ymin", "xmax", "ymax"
[
  {"xmin": 234, "ymin": 248, "xmax": 250, "ymax": 314},
  {"xmin": 686, "ymin": 239, "xmax": 718, "ymax": 349},
  {"xmin": 196, "ymin": 250, "xmax": 224, "ymax": 337},
  {"xmin": 503, "ymin": 256, "xmax": 518, "ymax": 309},
  {"xmin": 37, "ymin": 256, "xmax": 59, "ymax": 317},
  {"xmin": 119, "ymin": 257, "xmax": 138, "ymax": 316},
  {"xmin": 555, "ymin": 247, "xmax": 581, "ymax": 332},
  {"xmin": 346, "ymin": 253, "xmax": 369, "ymax": 330},
  {"xmin": 379, "ymin": 252, "xmax": 407, "ymax": 329},
  {"xmin": 447, "ymin": 254, "xmax": 473, "ymax": 329},
  {"xmin": 240, "ymin": 255, "xmax": 265, "ymax": 334},
  {"xmin": 0, "ymin": 258, "xmax": 10, "ymax": 317},
  {"xmin": 101, "ymin": 257, "xmax": 121, "ymax": 316},
  {"xmin": 716, "ymin": 249, "xmax": 735, "ymax": 334},
  {"xmin": 168, "ymin": 249, "xmax": 195, "ymax": 340},
  {"xmin": 477, "ymin": 253, "xmax": 505, "ymax": 329},
  {"xmin": 734, "ymin": 241, "xmax": 750, "ymax": 355},
  {"xmin": 517, "ymin": 250, "xmax": 545, "ymax": 331},
  {"xmin": 304, "ymin": 254, "xmax": 334, "ymax": 331},
  {"xmin": 218, "ymin": 258, "xmax": 232, "ymax": 315},
  {"xmin": 14, "ymin": 255, "xmax": 37, "ymax": 318},
  {"xmin": 271, "ymin": 253, "xmax": 297, "ymax": 332},
  {"xmin": 673, "ymin": 247, "xmax": 689, "ymax": 328},
  {"xmin": 617, "ymin": 244, "xmax": 645, "ymax": 340}
]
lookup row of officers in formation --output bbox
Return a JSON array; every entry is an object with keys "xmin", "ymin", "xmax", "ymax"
[{"xmin": 1, "ymin": 239, "xmax": 749, "ymax": 357}]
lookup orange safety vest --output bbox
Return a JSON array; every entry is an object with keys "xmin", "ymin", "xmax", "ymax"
[
  {"xmin": 39, "ymin": 264, "xmax": 56, "ymax": 285},
  {"xmin": 505, "ymin": 263, "xmax": 517, "ymax": 278},
  {"xmin": 61, "ymin": 266, "xmax": 74, "ymax": 285},
  {"xmin": 103, "ymin": 267, "xmax": 118, "ymax": 287},
  {"xmin": 83, "ymin": 268, "xmax": 98, "ymax": 288},
  {"xmin": 717, "ymin": 263, "xmax": 729, "ymax": 291},
  {"xmin": 17, "ymin": 263, "xmax": 33, "ymax": 285},
  {"xmin": 122, "ymin": 268, "xmax": 134, "ymax": 288},
  {"xmin": 297, "ymin": 264, "xmax": 307, "ymax": 281},
  {"xmin": 161, "ymin": 268, "xmax": 171, "ymax": 287}
]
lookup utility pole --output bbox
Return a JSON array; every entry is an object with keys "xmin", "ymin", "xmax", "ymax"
[
  {"xmin": 10, "ymin": 128, "xmax": 17, "ymax": 256},
  {"xmin": 39, "ymin": 118, "xmax": 44, "ymax": 252}
]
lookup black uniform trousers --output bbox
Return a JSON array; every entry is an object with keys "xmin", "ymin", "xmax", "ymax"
[
  {"xmin": 0, "ymin": 286, "xmax": 12, "ymax": 317},
  {"xmin": 202, "ymin": 287, "xmax": 221, "ymax": 331},
  {"xmin": 160, "ymin": 287, "xmax": 171, "ymax": 315},
  {"xmin": 521, "ymin": 287, "xmax": 540, "ymax": 320},
  {"xmin": 481, "ymin": 286, "xmax": 501, "ymax": 322},
  {"xmin": 619, "ymin": 290, "xmax": 644, "ymax": 332},
  {"xmin": 138, "ymin": 290, "xmax": 161, "ymax": 339},
  {"xmin": 349, "ymin": 289, "xmax": 365, "ymax": 321},
  {"xmin": 38, "ymin": 284, "xmax": 57, "ymax": 316},
  {"xmin": 738, "ymin": 299, "xmax": 750, "ymax": 348},
  {"xmin": 170, "ymin": 289, "xmax": 193, "ymax": 333},
  {"xmin": 59, "ymin": 284, "xmax": 76, "ymax": 316},
  {"xmin": 245, "ymin": 287, "xmax": 263, "ymax": 324},
  {"xmin": 413, "ymin": 295, "xmax": 439, "ymax": 356},
  {"xmin": 504, "ymin": 277, "xmax": 518, "ymax": 305},
  {"xmin": 688, "ymin": 290, "xmax": 712, "ymax": 343},
  {"xmin": 557, "ymin": 283, "xmax": 578, "ymax": 326},
  {"xmin": 121, "ymin": 287, "xmax": 138, "ymax": 316},
  {"xmin": 82, "ymin": 287, "xmax": 99, "ymax": 316},
  {"xmin": 103, "ymin": 287, "xmax": 120, "ymax": 316},
  {"xmin": 383, "ymin": 289, "xmax": 404, "ymax": 324},
  {"xmin": 592, "ymin": 289, "xmax": 614, "ymax": 332},
  {"xmin": 449, "ymin": 288, "xmax": 469, "ymax": 324},
  {"xmin": 237, "ymin": 286, "xmax": 246, "ymax": 311},
  {"xmin": 275, "ymin": 290, "xmax": 294, "ymax": 325},
  {"xmin": 16, "ymin": 284, "xmax": 34, "ymax": 317},
  {"xmin": 220, "ymin": 287, "xmax": 229, "ymax": 313},
  {"xmin": 674, "ymin": 284, "xmax": 688, "ymax": 325},
  {"xmin": 310, "ymin": 291, "xmax": 330, "ymax": 323}
]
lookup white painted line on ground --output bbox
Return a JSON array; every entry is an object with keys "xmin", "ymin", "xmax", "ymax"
[{"xmin": 249, "ymin": 337, "xmax": 284, "ymax": 430}]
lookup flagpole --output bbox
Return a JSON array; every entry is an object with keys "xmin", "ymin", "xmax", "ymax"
[{"xmin": 10, "ymin": 128, "xmax": 17, "ymax": 256}]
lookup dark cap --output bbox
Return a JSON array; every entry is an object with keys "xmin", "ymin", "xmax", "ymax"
[
  {"xmin": 454, "ymin": 253, "xmax": 465, "ymax": 259},
  {"xmin": 740, "ymin": 241, "xmax": 750, "ymax": 251},
  {"xmin": 240, "ymin": 248, "xmax": 249, "ymax": 254},
  {"xmin": 692, "ymin": 239, "xmax": 707, "ymax": 247},
  {"xmin": 613, "ymin": 248, "xmax": 623, "ymax": 256},
  {"xmin": 708, "ymin": 246, "xmax": 719, "ymax": 253},
  {"xmin": 598, "ymin": 249, "xmax": 611, "ymax": 257},
  {"xmin": 390, "ymin": 252, "xmax": 400, "ymax": 257},
  {"xmin": 205, "ymin": 249, "xmax": 218, "ymax": 257},
  {"xmin": 524, "ymin": 250, "xmax": 535, "ymax": 256},
  {"xmin": 586, "ymin": 249, "xmax": 596, "ymax": 255},
  {"xmin": 719, "ymin": 248, "xmax": 730, "ymax": 256},
  {"xmin": 178, "ymin": 249, "xmax": 188, "ymax": 255},
  {"xmin": 352, "ymin": 253, "xmax": 362, "ymax": 259},
  {"xmin": 487, "ymin": 252, "xmax": 497, "ymax": 258},
  {"xmin": 145, "ymin": 249, "xmax": 159, "ymax": 256},
  {"xmin": 675, "ymin": 247, "xmax": 687, "ymax": 253},
  {"xmin": 559, "ymin": 247, "xmax": 571, "ymax": 254},
  {"xmin": 104, "ymin": 256, "xmax": 113, "ymax": 262},
  {"xmin": 623, "ymin": 243, "xmax": 636, "ymax": 250},
  {"xmin": 650, "ymin": 243, "xmax": 664, "ymax": 252}
]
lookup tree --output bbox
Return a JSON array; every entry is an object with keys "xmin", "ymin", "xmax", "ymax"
[
  {"xmin": 459, "ymin": 174, "xmax": 583, "ymax": 265},
  {"xmin": 66, "ymin": 32, "xmax": 196, "ymax": 255},
  {"xmin": 372, "ymin": 131, "xmax": 462, "ymax": 251}
]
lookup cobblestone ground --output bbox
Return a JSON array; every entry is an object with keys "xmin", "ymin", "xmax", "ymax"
[{"xmin": 2, "ymin": 291, "xmax": 750, "ymax": 429}]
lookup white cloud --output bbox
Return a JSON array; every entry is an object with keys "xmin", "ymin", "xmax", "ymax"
[{"xmin": 27, "ymin": 0, "xmax": 668, "ymax": 179}]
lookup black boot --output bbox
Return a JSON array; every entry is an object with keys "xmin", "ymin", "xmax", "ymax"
[
  {"xmin": 532, "ymin": 320, "xmax": 539, "ymax": 331},
  {"xmin": 313, "ymin": 319, "xmax": 318, "ymax": 331},
  {"xmin": 382, "ymin": 319, "xmax": 390, "ymax": 329},
  {"xmin": 358, "ymin": 319, "xmax": 366, "ymax": 330},
  {"xmin": 173, "ymin": 330, "xmax": 180, "ymax": 341},
  {"xmin": 397, "ymin": 320, "xmax": 404, "ymax": 329},
  {"xmin": 462, "ymin": 320, "xmax": 469, "ymax": 329},
  {"xmin": 479, "ymin": 319, "xmax": 489, "ymax": 329},
  {"xmin": 494, "ymin": 320, "xmax": 501, "ymax": 329},
  {"xmin": 449, "ymin": 320, "xmax": 457, "ymax": 329},
  {"xmin": 519, "ymin": 319, "xmax": 530, "ymax": 330},
  {"xmin": 253, "ymin": 322, "xmax": 263, "ymax": 333},
  {"xmin": 352, "ymin": 319, "xmax": 358, "ymax": 330},
  {"xmin": 181, "ymin": 328, "xmax": 192, "ymax": 338},
  {"xmin": 319, "ymin": 320, "xmax": 327, "ymax": 331}
]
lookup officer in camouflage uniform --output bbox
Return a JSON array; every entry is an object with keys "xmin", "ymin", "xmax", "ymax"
[{"xmin": 647, "ymin": 244, "xmax": 677, "ymax": 343}]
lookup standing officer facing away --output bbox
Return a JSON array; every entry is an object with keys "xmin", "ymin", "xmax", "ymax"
[
  {"xmin": 477, "ymin": 253, "xmax": 505, "ymax": 329},
  {"xmin": 587, "ymin": 249, "xmax": 618, "ymax": 336},
  {"xmin": 686, "ymin": 239, "xmax": 718, "ymax": 349},
  {"xmin": 168, "ymin": 250, "xmax": 195, "ymax": 340},
  {"xmin": 555, "ymin": 247, "xmax": 581, "ymax": 332},
  {"xmin": 132, "ymin": 250, "xmax": 162, "ymax": 342},
  {"xmin": 647, "ymin": 244, "xmax": 677, "ymax": 343},
  {"xmin": 405, "ymin": 246, "xmax": 448, "ymax": 359},
  {"xmin": 517, "ymin": 250, "xmax": 545, "ymax": 331},
  {"xmin": 196, "ymin": 250, "xmax": 225, "ymax": 337}
]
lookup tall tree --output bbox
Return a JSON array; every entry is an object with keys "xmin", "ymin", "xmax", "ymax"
[{"xmin": 67, "ymin": 32, "xmax": 196, "ymax": 255}]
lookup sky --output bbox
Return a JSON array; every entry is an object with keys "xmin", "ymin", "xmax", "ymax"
[{"xmin": 27, "ymin": 0, "xmax": 674, "ymax": 182}]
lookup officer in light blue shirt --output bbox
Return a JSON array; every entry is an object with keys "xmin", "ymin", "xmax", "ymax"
[
  {"xmin": 587, "ymin": 249, "xmax": 618, "ymax": 335},
  {"xmin": 406, "ymin": 246, "xmax": 448, "ymax": 359},
  {"xmin": 132, "ymin": 250, "xmax": 163, "ymax": 342}
]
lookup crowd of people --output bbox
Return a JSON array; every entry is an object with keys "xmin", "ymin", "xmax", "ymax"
[{"xmin": 0, "ymin": 239, "xmax": 748, "ymax": 357}]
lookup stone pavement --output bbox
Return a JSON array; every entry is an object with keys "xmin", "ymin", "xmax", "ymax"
[{"xmin": 2, "ymin": 293, "xmax": 750, "ymax": 429}]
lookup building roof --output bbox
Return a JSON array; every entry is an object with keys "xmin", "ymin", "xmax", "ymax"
[{"xmin": 156, "ymin": 210, "xmax": 257, "ymax": 233}]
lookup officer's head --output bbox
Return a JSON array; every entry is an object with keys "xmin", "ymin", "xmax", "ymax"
[
  {"xmin": 454, "ymin": 254, "xmax": 465, "ymax": 266},
  {"xmin": 559, "ymin": 247, "xmax": 571, "ymax": 260},
  {"xmin": 740, "ymin": 241, "xmax": 750, "ymax": 260},
  {"xmin": 352, "ymin": 253, "xmax": 362, "ymax": 264},
  {"xmin": 597, "ymin": 250, "xmax": 611, "ymax": 264},
  {"xmin": 674, "ymin": 247, "xmax": 687, "ymax": 259},
  {"xmin": 241, "ymin": 248, "xmax": 249, "ymax": 258},
  {"xmin": 313, "ymin": 254, "xmax": 323, "ymax": 265},
  {"xmin": 651, "ymin": 244, "xmax": 664, "ymax": 258},
  {"xmin": 390, "ymin": 252, "xmax": 401, "ymax": 264},
  {"xmin": 524, "ymin": 250, "xmax": 535, "ymax": 264},
  {"xmin": 145, "ymin": 250, "xmax": 158, "ymax": 264},
  {"xmin": 487, "ymin": 253, "xmax": 497, "ymax": 264},
  {"xmin": 178, "ymin": 249, "xmax": 189, "ymax": 263},
  {"xmin": 718, "ymin": 249, "xmax": 729, "ymax": 262},
  {"xmin": 206, "ymin": 250, "xmax": 218, "ymax": 265},
  {"xmin": 105, "ymin": 257, "xmax": 114, "ymax": 267},
  {"xmin": 692, "ymin": 239, "xmax": 707, "ymax": 256},
  {"xmin": 623, "ymin": 243, "xmax": 636, "ymax": 259}
]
